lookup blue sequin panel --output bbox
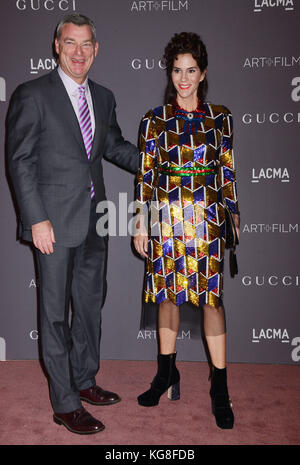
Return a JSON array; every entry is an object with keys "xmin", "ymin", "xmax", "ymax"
[
  {"xmin": 169, "ymin": 187, "xmax": 180, "ymax": 203},
  {"xmin": 141, "ymin": 118, "xmax": 149, "ymax": 137},
  {"xmin": 214, "ymin": 113, "xmax": 224, "ymax": 131},
  {"xmin": 166, "ymin": 118, "xmax": 177, "ymax": 132},
  {"xmin": 168, "ymin": 146, "xmax": 180, "ymax": 164},
  {"xmin": 193, "ymin": 145, "xmax": 205, "ymax": 162},
  {"xmin": 166, "ymin": 272, "xmax": 174, "ymax": 288},
  {"xmin": 198, "ymin": 256, "xmax": 207, "ymax": 274},
  {"xmin": 152, "ymin": 106, "xmax": 163, "ymax": 119},
  {"xmin": 136, "ymin": 183, "xmax": 141, "ymax": 199},
  {"xmin": 153, "ymin": 257, "xmax": 162, "ymax": 274},
  {"xmin": 215, "ymin": 146, "xmax": 221, "ymax": 159},
  {"xmin": 198, "ymin": 291, "xmax": 206, "ymax": 306},
  {"xmin": 176, "ymin": 290, "xmax": 187, "ymax": 306},
  {"xmin": 163, "ymin": 239, "xmax": 173, "ymax": 257},
  {"xmin": 146, "ymin": 273, "xmax": 153, "ymax": 293},
  {"xmin": 220, "ymin": 221, "xmax": 226, "ymax": 240},
  {"xmin": 205, "ymin": 173, "xmax": 216, "ymax": 186},
  {"xmin": 217, "ymin": 189, "xmax": 223, "ymax": 203},
  {"xmin": 188, "ymin": 273, "xmax": 197, "ymax": 289},
  {"xmin": 223, "ymin": 166, "xmax": 234, "ymax": 182},
  {"xmin": 208, "ymin": 274, "xmax": 219, "ymax": 292},
  {"xmin": 158, "ymin": 173, "xmax": 167, "ymax": 189},
  {"xmin": 143, "ymin": 170, "xmax": 153, "ymax": 185},
  {"xmin": 160, "ymin": 203, "xmax": 170, "ymax": 224},
  {"xmin": 158, "ymin": 132, "xmax": 165, "ymax": 148},
  {"xmin": 156, "ymin": 288, "xmax": 166, "ymax": 304},
  {"xmin": 225, "ymin": 198, "xmax": 237, "ymax": 214},
  {"xmin": 186, "ymin": 239, "xmax": 196, "ymax": 256},
  {"xmin": 222, "ymin": 136, "xmax": 232, "ymax": 151},
  {"xmin": 205, "ymin": 128, "xmax": 216, "ymax": 147},
  {"xmin": 175, "ymin": 256, "xmax": 185, "ymax": 273},
  {"xmin": 209, "ymin": 238, "xmax": 219, "ymax": 257},
  {"xmin": 207, "ymin": 203, "xmax": 217, "ymax": 222},
  {"xmin": 179, "ymin": 132, "xmax": 191, "ymax": 146},
  {"xmin": 194, "ymin": 187, "xmax": 204, "ymax": 203},
  {"xmin": 183, "ymin": 161, "xmax": 193, "ymax": 168},
  {"xmin": 181, "ymin": 175, "xmax": 192, "ymax": 187},
  {"xmin": 145, "ymin": 139, "xmax": 156, "ymax": 154}
]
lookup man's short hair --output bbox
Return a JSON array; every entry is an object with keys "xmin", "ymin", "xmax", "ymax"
[{"xmin": 56, "ymin": 13, "xmax": 97, "ymax": 43}]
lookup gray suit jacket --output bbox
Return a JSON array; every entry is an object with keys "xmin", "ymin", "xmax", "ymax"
[{"xmin": 7, "ymin": 68, "xmax": 139, "ymax": 246}]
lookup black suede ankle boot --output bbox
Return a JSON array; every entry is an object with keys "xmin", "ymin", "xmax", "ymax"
[
  {"xmin": 210, "ymin": 366, "xmax": 234, "ymax": 429},
  {"xmin": 137, "ymin": 353, "xmax": 180, "ymax": 407}
]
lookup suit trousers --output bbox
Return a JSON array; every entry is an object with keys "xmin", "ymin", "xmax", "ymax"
[{"xmin": 35, "ymin": 198, "xmax": 108, "ymax": 413}]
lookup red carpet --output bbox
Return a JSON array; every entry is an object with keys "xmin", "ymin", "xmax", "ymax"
[{"xmin": 0, "ymin": 361, "xmax": 299, "ymax": 445}]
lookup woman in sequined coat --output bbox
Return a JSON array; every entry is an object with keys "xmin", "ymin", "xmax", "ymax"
[{"xmin": 134, "ymin": 32, "xmax": 240, "ymax": 429}]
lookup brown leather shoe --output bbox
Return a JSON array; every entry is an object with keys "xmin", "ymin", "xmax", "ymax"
[
  {"xmin": 80, "ymin": 385, "xmax": 121, "ymax": 406},
  {"xmin": 53, "ymin": 407, "xmax": 105, "ymax": 435}
]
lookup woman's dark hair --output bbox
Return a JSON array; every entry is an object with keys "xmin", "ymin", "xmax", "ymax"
[{"xmin": 163, "ymin": 32, "xmax": 208, "ymax": 104}]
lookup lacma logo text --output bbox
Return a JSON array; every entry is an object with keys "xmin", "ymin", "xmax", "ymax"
[
  {"xmin": 253, "ymin": 0, "xmax": 294, "ymax": 12},
  {"xmin": 251, "ymin": 168, "xmax": 290, "ymax": 183},
  {"xmin": 30, "ymin": 58, "xmax": 57, "ymax": 75},
  {"xmin": 252, "ymin": 328, "xmax": 289, "ymax": 343}
]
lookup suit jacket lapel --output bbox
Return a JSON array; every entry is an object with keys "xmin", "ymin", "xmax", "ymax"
[
  {"xmin": 88, "ymin": 79, "xmax": 103, "ymax": 160},
  {"xmin": 49, "ymin": 69, "xmax": 87, "ymax": 154}
]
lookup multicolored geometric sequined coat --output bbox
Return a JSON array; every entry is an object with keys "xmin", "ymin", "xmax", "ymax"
[{"xmin": 136, "ymin": 103, "xmax": 239, "ymax": 310}]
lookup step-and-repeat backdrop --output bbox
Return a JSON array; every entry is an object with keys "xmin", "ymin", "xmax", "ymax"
[{"xmin": 0, "ymin": 0, "xmax": 299, "ymax": 364}]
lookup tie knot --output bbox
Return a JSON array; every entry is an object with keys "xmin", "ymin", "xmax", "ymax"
[{"xmin": 78, "ymin": 85, "xmax": 86, "ymax": 95}]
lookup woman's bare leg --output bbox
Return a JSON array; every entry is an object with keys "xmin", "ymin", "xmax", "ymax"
[
  {"xmin": 203, "ymin": 304, "xmax": 226, "ymax": 368},
  {"xmin": 158, "ymin": 299, "xmax": 180, "ymax": 354}
]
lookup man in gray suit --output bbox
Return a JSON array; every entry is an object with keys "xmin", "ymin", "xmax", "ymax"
[{"xmin": 7, "ymin": 14, "xmax": 138, "ymax": 435}]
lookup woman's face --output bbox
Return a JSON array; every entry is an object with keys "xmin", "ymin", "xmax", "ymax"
[{"xmin": 171, "ymin": 53, "xmax": 206, "ymax": 102}]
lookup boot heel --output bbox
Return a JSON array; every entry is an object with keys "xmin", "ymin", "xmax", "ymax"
[
  {"xmin": 167, "ymin": 381, "xmax": 180, "ymax": 401},
  {"xmin": 138, "ymin": 353, "xmax": 180, "ymax": 406}
]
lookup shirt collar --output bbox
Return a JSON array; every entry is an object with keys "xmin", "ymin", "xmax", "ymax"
[{"xmin": 57, "ymin": 66, "xmax": 89, "ymax": 97}]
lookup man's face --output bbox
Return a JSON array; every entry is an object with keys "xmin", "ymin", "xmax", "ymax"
[{"xmin": 55, "ymin": 23, "xmax": 99, "ymax": 84}]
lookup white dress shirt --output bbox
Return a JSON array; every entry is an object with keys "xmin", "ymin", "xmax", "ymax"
[{"xmin": 57, "ymin": 66, "xmax": 95, "ymax": 137}]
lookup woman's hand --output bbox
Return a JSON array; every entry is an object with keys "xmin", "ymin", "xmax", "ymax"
[{"xmin": 133, "ymin": 215, "xmax": 148, "ymax": 258}]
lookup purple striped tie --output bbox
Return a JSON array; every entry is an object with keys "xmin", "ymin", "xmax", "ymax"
[{"xmin": 78, "ymin": 85, "xmax": 95, "ymax": 198}]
